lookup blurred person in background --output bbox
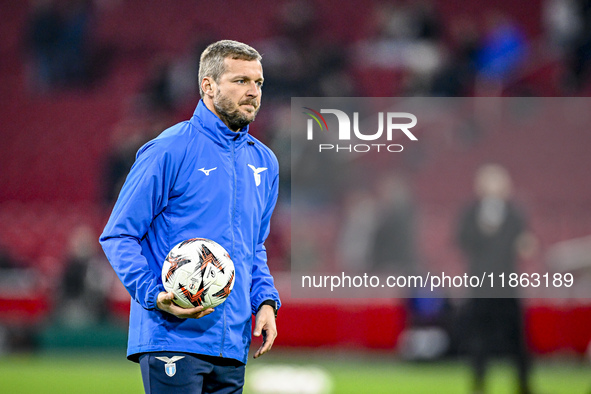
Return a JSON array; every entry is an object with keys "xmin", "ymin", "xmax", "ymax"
[
  {"xmin": 100, "ymin": 40, "xmax": 280, "ymax": 394},
  {"xmin": 25, "ymin": 0, "xmax": 94, "ymax": 92},
  {"xmin": 474, "ymin": 12, "xmax": 528, "ymax": 96},
  {"xmin": 563, "ymin": 0, "xmax": 591, "ymax": 91},
  {"xmin": 101, "ymin": 118, "xmax": 170, "ymax": 207},
  {"xmin": 134, "ymin": 37, "xmax": 213, "ymax": 117},
  {"xmin": 56, "ymin": 225, "xmax": 112, "ymax": 327},
  {"xmin": 336, "ymin": 188, "xmax": 378, "ymax": 273},
  {"xmin": 456, "ymin": 164, "xmax": 536, "ymax": 394},
  {"xmin": 256, "ymin": 0, "xmax": 355, "ymax": 99},
  {"xmin": 354, "ymin": 0, "xmax": 444, "ymax": 96},
  {"xmin": 25, "ymin": 0, "xmax": 62, "ymax": 92},
  {"xmin": 102, "ymin": 121, "xmax": 148, "ymax": 206},
  {"xmin": 0, "ymin": 235, "xmax": 47, "ymax": 353},
  {"xmin": 370, "ymin": 174, "xmax": 417, "ymax": 275},
  {"xmin": 543, "ymin": 0, "xmax": 582, "ymax": 55},
  {"xmin": 430, "ymin": 16, "xmax": 480, "ymax": 97}
]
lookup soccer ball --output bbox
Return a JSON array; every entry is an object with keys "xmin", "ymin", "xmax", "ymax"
[{"xmin": 161, "ymin": 238, "xmax": 235, "ymax": 309}]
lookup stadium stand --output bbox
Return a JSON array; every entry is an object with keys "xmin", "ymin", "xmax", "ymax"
[{"xmin": 0, "ymin": 0, "xmax": 590, "ymax": 356}]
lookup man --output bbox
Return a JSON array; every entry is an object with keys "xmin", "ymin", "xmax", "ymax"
[
  {"xmin": 456, "ymin": 164, "xmax": 534, "ymax": 394},
  {"xmin": 100, "ymin": 40, "xmax": 280, "ymax": 393}
]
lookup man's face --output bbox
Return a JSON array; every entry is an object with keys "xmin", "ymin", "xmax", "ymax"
[{"xmin": 212, "ymin": 58, "xmax": 263, "ymax": 131}]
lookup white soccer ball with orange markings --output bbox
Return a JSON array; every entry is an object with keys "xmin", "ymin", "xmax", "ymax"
[{"xmin": 161, "ymin": 238, "xmax": 235, "ymax": 309}]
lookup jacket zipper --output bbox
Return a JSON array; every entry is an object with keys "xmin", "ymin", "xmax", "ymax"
[{"xmin": 220, "ymin": 139, "xmax": 237, "ymax": 356}]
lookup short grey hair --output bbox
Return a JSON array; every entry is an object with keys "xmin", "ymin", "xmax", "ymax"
[{"xmin": 198, "ymin": 40, "xmax": 262, "ymax": 97}]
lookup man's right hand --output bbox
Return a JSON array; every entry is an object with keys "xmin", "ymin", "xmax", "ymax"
[{"xmin": 156, "ymin": 291, "xmax": 215, "ymax": 319}]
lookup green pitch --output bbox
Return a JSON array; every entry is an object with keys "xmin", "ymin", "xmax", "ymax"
[
  {"xmin": 0, "ymin": 352, "xmax": 143, "ymax": 393},
  {"xmin": 0, "ymin": 351, "xmax": 589, "ymax": 393},
  {"xmin": 251, "ymin": 352, "xmax": 591, "ymax": 394}
]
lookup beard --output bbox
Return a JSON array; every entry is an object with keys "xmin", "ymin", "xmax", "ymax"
[{"xmin": 213, "ymin": 90, "xmax": 259, "ymax": 131}]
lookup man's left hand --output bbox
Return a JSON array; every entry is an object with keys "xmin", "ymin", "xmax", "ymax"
[{"xmin": 253, "ymin": 305, "xmax": 277, "ymax": 359}]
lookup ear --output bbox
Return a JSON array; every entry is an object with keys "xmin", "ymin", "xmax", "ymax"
[{"xmin": 201, "ymin": 77, "xmax": 215, "ymax": 98}]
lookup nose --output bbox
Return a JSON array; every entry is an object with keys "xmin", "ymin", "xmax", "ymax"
[{"xmin": 246, "ymin": 81, "xmax": 260, "ymax": 97}]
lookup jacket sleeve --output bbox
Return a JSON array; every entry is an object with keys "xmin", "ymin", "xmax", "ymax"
[
  {"xmin": 250, "ymin": 171, "xmax": 281, "ymax": 315},
  {"xmin": 99, "ymin": 141, "xmax": 177, "ymax": 310}
]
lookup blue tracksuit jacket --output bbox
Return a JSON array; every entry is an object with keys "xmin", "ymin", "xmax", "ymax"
[{"xmin": 99, "ymin": 100, "xmax": 281, "ymax": 363}]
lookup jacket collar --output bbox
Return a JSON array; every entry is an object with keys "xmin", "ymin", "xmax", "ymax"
[{"xmin": 191, "ymin": 99, "xmax": 250, "ymax": 150}]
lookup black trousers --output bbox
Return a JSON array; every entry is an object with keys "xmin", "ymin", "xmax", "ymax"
[{"xmin": 465, "ymin": 298, "xmax": 530, "ymax": 392}]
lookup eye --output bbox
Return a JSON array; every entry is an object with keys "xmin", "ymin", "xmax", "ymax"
[
  {"xmin": 235, "ymin": 79, "xmax": 245, "ymax": 84},
  {"xmin": 256, "ymin": 81, "xmax": 264, "ymax": 88}
]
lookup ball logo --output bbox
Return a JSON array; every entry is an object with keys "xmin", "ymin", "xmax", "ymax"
[{"xmin": 303, "ymin": 107, "xmax": 418, "ymax": 153}]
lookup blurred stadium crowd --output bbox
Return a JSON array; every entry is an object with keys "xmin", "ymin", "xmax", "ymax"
[{"xmin": 1, "ymin": 0, "xmax": 591, "ymax": 378}]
